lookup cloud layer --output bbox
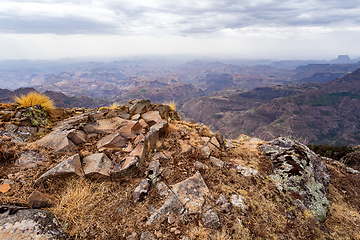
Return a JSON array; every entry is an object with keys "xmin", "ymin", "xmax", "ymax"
[{"xmin": 1, "ymin": 0, "xmax": 359, "ymax": 35}]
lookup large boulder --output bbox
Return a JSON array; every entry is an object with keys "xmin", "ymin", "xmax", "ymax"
[
  {"xmin": 260, "ymin": 137, "xmax": 330, "ymax": 221},
  {"xmin": 0, "ymin": 206, "xmax": 67, "ymax": 239}
]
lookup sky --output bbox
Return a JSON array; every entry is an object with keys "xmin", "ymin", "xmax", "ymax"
[{"xmin": 0, "ymin": 0, "xmax": 360, "ymax": 60}]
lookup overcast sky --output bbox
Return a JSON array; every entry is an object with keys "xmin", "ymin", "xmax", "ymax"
[{"xmin": 0, "ymin": 0, "xmax": 359, "ymax": 60}]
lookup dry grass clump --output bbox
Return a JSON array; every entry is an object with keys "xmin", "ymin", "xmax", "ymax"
[
  {"xmin": 163, "ymin": 100, "xmax": 177, "ymax": 111},
  {"xmin": 108, "ymin": 102, "xmax": 120, "ymax": 110},
  {"xmin": 48, "ymin": 177, "xmax": 135, "ymax": 238},
  {"xmin": 323, "ymin": 163, "xmax": 360, "ymax": 239},
  {"xmin": 14, "ymin": 91, "xmax": 55, "ymax": 112}
]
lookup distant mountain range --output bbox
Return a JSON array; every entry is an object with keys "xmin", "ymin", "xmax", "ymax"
[
  {"xmin": 182, "ymin": 68, "xmax": 360, "ymax": 146},
  {"xmin": 1, "ymin": 56, "xmax": 360, "ymax": 146}
]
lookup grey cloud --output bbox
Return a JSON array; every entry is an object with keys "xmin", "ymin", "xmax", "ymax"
[{"xmin": 0, "ymin": 0, "xmax": 359, "ymax": 35}]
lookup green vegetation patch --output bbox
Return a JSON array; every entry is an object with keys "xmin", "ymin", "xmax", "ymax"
[
  {"xmin": 306, "ymin": 122, "xmax": 317, "ymax": 129},
  {"xmin": 273, "ymin": 119, "xmax": 284, "ymax": 125},
  {"xmin": 307, "ymin": 144, "xmax": 354, "ymax": 161},
  {"xmin": 320, "ymin": 110, "xmax": 332, "ymax": 116}
]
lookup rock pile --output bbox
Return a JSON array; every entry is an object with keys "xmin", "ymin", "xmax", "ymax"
[{"xmin": 0, "ymin": 99, "xmax": 359, "ymax": 239}]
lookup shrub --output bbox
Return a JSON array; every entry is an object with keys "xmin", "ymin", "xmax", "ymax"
[{"xmin": 14, "ymin": 91, "xmax": 54, "ymax": 112}]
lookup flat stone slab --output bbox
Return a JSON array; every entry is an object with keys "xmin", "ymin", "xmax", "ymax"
[
  {"xmin": 96, "ymin": 133, "xmax": 127, "ymax": 149},
  {"xmin": 171, "ymin": 171, "xmax": 209, "ymax": 214},
  {"xmin": 96, "ymin": 117, "xmax": 132, "ymax": 133},
  {"xmin": 0, "ymin": 206, "xmax": 67, "ymax": 239},
  {"xmin": 141, "ymin": 111, "xmax": 163, "ymax": 126},
  {"xmin": 83, "ymin": 153, "xmax": 112, "ymax": 179},
  {"xmin": 36, "ymin": 154, "xmax": 83, "ymax": 182}
]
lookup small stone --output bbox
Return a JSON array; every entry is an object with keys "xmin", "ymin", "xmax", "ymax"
[
  {"xmin": 123, "ymin": 142, "xmax": 133, "ymax": 153},
  {"xmin": 209, "ymin": 156, "xmax": 225, "ymax": 169},
  {"xmin": 134, "ymin": 134, "xmax": 145, "ymax": 145},
  {"xmin": 67, "ymin": 129, "xmax": 87, "ymax": 145},
  {"xmin": 216, "ymin": 194, "xmax": 231, "ymax": 213},
  {"xmin": 140, "ymin": 230, "xmax": 157, "ymax": 240},
  {"xmin": 96, "ymin": 117, "xmax": 131, "ymax": 133},
  {"xmin": 168, "ymin": 213, "xmax": 176, "ymax": 224},
  {"xmin": 151, "ymin": 152, "xmax": 168, "ymax": 162},
  {"xmin": 201, "ymin": 146, "xmax": 211, "ymax": 158},
  {"xmin": 201, "ymin": 137, "xmax": 210, "ymax": 143},
  {"xmin": 236, "ymin": 165, "xmax": 258, "ymax": 176},
  {"xmin": 194, "ymin": 161, "xmax": 209, "ymax": 170},
  {"xmin": 154, "ymin": 230, "xmax": 163, "ymax": 238},
  {"xmin": 147, "ymin": 160, "xmax": 162, "ymax": 185},
  {"xmin": 155, "ymin": 181, "xmax": 171, "ymax": 198},
  {"xmin": 28, "ymin": 190, "xmax": 59, "ymax": 208},
  {"xmin": 210, "ymin": 136, "xmax": 220, "ymax": 148},
  {"xmin": 161, "ymin": 168, "xmax": 172, "ymax": 180},
  {"xmin": 230, "ymin": 195, "xmax": 245, "ymax": 209},
  {"xmin": 179, "ymin": 140, "xmax": 192, "ymax": 154},
  {"xmin": 128, "ymin": 99, "xmax": 151, "ymax": 115},
  {"xmin": 202, "ymin": 208, "xmax": 221, "ymax": 229},
  {"xmin": 127, "ymin": 232, "xmax": 137, "ymax": 240},
  {"xmin": 133, "ymin": 179, "xmax": 150, "ymax": 203},
  {"xmin": 131, "ymin": 113, "xmax": 141, "ymax": 121},
  {"xmin": 0, "ymin": 183, "xmax": 10, "ymax": 193},
  {"xmin": 146, "ymin": 192, "xmax": 185, "ymax": 226}
]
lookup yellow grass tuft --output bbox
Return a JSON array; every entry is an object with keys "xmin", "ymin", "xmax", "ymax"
[
  {"xmin": 14, "ymin": 91, "xmax": 54, "ymax": 112},
  {"xmin": 108, "ymin": 102, "xmax": 120, "ymax": 110},
  {"xmin": 163, "ymin": 101, "xmax": 177, "ymax": 111}
]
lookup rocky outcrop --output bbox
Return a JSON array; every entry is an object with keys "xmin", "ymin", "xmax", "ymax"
[
  {"xmin": 260, "ymin": 137, "xmax": 330, "ymax": 221},
  {"xmin": 0, "ymin": 206, "xmax": 66, "ymax": 239}
]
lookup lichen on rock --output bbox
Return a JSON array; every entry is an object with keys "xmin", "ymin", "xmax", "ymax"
[{"xmin": 260, "ymin": 137, "xmax": 330, "ymax": 221}]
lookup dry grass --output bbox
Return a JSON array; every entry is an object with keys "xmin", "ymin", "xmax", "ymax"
[
  {"xmin": 323, "ymin": 163, "xmax": 360, "ymax": 239},
  {"xmin": 163, "ymin": 101, "xmax": 177, "ymax": 111},
  {"xmin": 14, "ymin": 91, "xmax": 55, "ymax": 112},
  {"xmin": 48, "ymin": 177, "xmax": 128, "ymax": 238},
  {"xmin": 108, "ymin": 102, "xmax": 120, "ymax": 110}
]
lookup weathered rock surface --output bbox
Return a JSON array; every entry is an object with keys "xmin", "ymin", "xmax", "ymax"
[
  {"xmin": 96, "ymin": 133, "xmax": 127, "ymax": 149},
  {"xmin": 0, "ymin": 206, "xmax": 67, "ymax": 239},
  {"xmin": 140, "ymin": 230, "xmax": 157, "ymax": 240},
  {"xmin": 146, "ymin": 192, "xmax": 185, "ymax": 226},
  {"xmin": 83, "ymin": 153, "xmax": 112, "ymax": 179},
  {"xmin": 260, "ymin": 137, "xmax": 330, "ymax": 221},
  {"xmin": 36, "ymin": 154, "xmax": 83, "ymax": 182},
  {"xmin": 110, "ymin": 156, "xmax": 139, "ymax": 178},
  {"xmin": 16, "ymin": 151, "xmax": 47, "ymax": 169},
  {"xmin": 34, "ymin": 129, "xmax": 76, "ymax": 152},
  {"xmin": 133, "ymin": 179, "xmax": 151, "ymax": 203},
  {"xmin": 171, "ymin": 171, "xmax": 209, "ymax": 214},
  {"xmin": 202, "ymin": 208, "xmax": 221, "ymax": 229},
  {"xmin": 128, "ymin": 99, "xmax": 151, "ymax": 115},
  {"xmin": 141, "ymin": 111, "xmax": 163, "ymax": 126}
]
